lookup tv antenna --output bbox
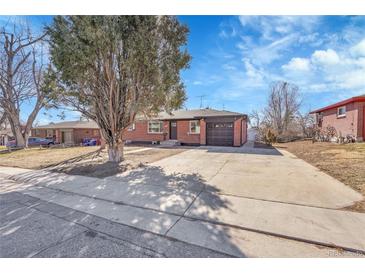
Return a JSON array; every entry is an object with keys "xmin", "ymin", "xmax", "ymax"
[{"xmin": 196, "ymin": 95, "xmax": 206, "ymax": 109}]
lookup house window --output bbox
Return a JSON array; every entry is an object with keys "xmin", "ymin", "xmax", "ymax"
[
  {"xmin": 93, "ymin": 129, "xmax": 99, "ymax": 135},
  {"xmin": 35, "ymin": 129, "xmax": 40, "ymax": 135},
  {"xmin": 148, "ymin": 121, "xmax": 163, "ymax": 133},
  {"xmin": 127, "ymin": 123, "xmax": 136, "ymax": 131},
  {"xmin": 46, "ymin": 129, "xmax": 54, "ymax": 137},
  {"xmin": 317, "ymin": 113, "xmax": 323, "ymax": 127},
  {"xmin": 337, "ymin": 106, "xmax": 346, "ymax": 118},
  {"xmin": 189, "ymin": 120, "xmax": 200, "ymax": 134}
]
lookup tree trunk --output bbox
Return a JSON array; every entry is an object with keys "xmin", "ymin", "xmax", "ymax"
[
  {"xmin": 107, "ymin": 141, "xmax": 124, "ymax": 162},
  {"xmin": 6, "ymin": 112, "xmax": 27, "ymax": 147},
  {"xmin": 14, "ymin": 129, "xmax": 26, "ymax": 147}
]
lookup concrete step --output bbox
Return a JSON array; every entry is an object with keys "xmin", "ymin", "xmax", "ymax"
[{"xmin": 160, "ymin": 140, "xmax": 181, "ymax": 147}]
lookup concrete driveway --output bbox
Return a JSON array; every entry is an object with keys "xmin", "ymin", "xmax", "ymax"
[
  {"xmin": 1, "ymin": 143, "xmax": 364, "ymax": 257},
  {"xmin": 151, "ymin": 144, "xmax": 362, "ymax": 209}
]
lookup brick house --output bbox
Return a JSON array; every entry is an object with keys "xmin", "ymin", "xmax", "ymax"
[
  {"xmin": 0, "ymin": 127, "xmax": 13, "ymax": 146},
  {"xmin": 124, "ymin": 108, "xmax": 248, "ymax": 146},
  {"xmin": 310, "ymin": 94, "xmax": 365, "ymax": 141},
  {"xmin": 32, "ymin": 108, "xmax": 248, "ymax": 147},
  {"xmin": 1, "ymin": 123, "xmax": 26, "ymax": 146},
  {"xmin": 31, "ymin": 120, "xmax": 101, "ymax": 145}
]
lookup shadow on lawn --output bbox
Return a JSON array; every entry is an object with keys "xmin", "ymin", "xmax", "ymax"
[
  {"xmin": 5, "ymin": 165, "xmax": 246, "ymax": 257},
  {"xmin": 43, "ymin": 148, "xmax": 103, "ymax": 168}
]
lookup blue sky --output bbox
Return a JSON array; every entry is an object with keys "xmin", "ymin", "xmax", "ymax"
[{"xmin": 1, "ymin": 16, "xmax": 365, "ymax": 124}]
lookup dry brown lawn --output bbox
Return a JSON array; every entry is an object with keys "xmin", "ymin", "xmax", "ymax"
[
  {"xmin": 48, "ymin": 147, "xmax": 187, "ymax": 178},
  {"xmin": 0, "ymin": 146, "xmax": 100, "ymax": 169},
  {"xmin": 0, "ymin": 145, "xmax": 186, "ymax": 178},
  {"xmin": 275, "ymin": 140, "xmax": 365, "ymax": 212}
]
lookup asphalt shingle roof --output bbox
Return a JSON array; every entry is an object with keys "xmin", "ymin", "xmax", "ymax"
[
  {"xmin": 34, "ymin": 108, "xmax": 247, "ymax": 129},
  {"xmin": 154, "ymin": 108, "xmax": 246, "ymax": 120},
  {"xmin": 34, "ymin": 120, "xmax": 99, "ymax": 129}
]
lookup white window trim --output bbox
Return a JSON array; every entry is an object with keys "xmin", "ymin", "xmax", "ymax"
[
  {"xmin": 337, "ymin": 106, "xmax": 346, "ymax": 118},
  {"xmin": 127, "ymin": 123, "xmax": 136, "ymax": 131},
  {"xmin": 189, "ymin": 120, "xmax": 200, "ymax": 134},
  {"xmin": 148, "ymin": 121, "xmax": 163, "ymax": 134}
]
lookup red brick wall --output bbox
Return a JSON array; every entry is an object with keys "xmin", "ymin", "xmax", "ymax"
[
  {"xmin": 320, "ymin": 102, "xmax": 361, "ymax": 139},
  {"xmin": 355, "ymin": 102, "xmax": 365, "ymax": 140},
  {"xmin": 233, "ymin": 118, "xmax": 242, "ymax": 147},
  {"xmin": 55, "ymin": 129, "xmax": 61, "ymax": 143},
  {"xmin": 123, "ymin": 120, "xmax": 202, "ymax": 144},
  {"xmin": 176, "ymin": 120, "xmax": 200, "ymax": 144},
  {"xmin": 31, "ymin": 129, "xmax": 47, "ymax": 138},
  {"xmin": 241, "ymin": 118, "xmax": 247, "ymax": 144},
  {"xmin": 73, "ymin": 128, "xmax": 101, "ymax": 144},
  {"xmin": 200, "ymin": 119, "xmax": 206, "ymax": 145},
  {"xmin": 123, "ymin": 121, "xmax": 167, "ymax": 142}
]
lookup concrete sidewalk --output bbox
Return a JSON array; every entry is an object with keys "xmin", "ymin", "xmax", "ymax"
[
  {"xmin": 2, "ymin": 165, "xmax": 364, "ymax": 256},
  {"xmin": 0, "ymin": 189, "xmax": 230, "ymax": 258}
]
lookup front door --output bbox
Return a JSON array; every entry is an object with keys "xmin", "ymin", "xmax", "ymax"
[
  {"xmin": 61, "ymin": 130, "xmax": 73, "ymax": 144},
  {"xmin": 170, "ymin": 121, "xmax": 177, "ymax": 140}
]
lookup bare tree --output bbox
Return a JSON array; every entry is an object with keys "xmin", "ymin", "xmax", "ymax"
[
  {"xmin": 264, "ymin": 81, "xmax": 301, "ymax": 135},
  {"xmin": 296, "ymin": 111, "xmax": 315, "ymax": 138},
  {"xmin": 249, "ymin": 109, "xmax": 263, "ymax": 129},
  {"xmin": 0, "ymin": 108, "xmax": 7, "ymax": 126},
  {"xmin": 0, "ymin": 21, "xmax": 49, "ymax": 147}
]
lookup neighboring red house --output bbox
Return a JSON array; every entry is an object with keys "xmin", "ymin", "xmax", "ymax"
[
  {"xmin": 32, "ymin": 108, "xmax": 248, "ymax": 147},
  {"xmin": 31, "ymin": 120, "xmax": 101, "ymax": 145},
  {"xmin": 310, "ymin": 94, "xmax": 365, "ymax": 141}
]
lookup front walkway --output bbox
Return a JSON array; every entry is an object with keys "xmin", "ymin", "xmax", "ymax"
[{"xmin": 1, "ymin": 144, "xmax": 364, "ymax": 257}]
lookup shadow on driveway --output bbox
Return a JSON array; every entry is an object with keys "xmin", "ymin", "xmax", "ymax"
[
  {"xmin": 3, "ymin": 165, "xmax": 247, "ymax": 257},
  {"xmin": 200, "ymin": 145, "xmax": 283, "ymax": 156}
]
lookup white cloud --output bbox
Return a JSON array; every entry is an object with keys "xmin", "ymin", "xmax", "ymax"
[
  {"xmin": 222, "ymin": 64, "xmax": 236, "ymax": 71},
  {"xmin": 350, "ymin": 38, "xmax": 365, "ymax": 57},
  {"xmin": 336, "ymin": 69, "xmax": 365, "ymax": 89},
  {"xmin": 238, "ymin": 16, "xmax": 320, "ymax": 41},
  {"xmin": 214, "ymin": 16, "xmax": 365, "ymax": 105},
  {"xmin": 219, "ymin": 28, "xmax": 237, "ymax": 39},
  {"xmin": 248, "ymin": 34, "xmax": 299, "ymax": 65},
  {"xmin": 311, "ymin": 49, "xmax": 340, "ymax": 66},
  {"xmin": 282, "ymin": 57, "xmax": 311, "ymax": 72},
  {"xmin": 283, "ymin": 46, "xmax": 365, "ymax": 92},
  {"xmin": 243, "ymin": 59, "xmax": 264, "ymax": 82},
  {"xmin": 193, "ymin": 80, "xmax": 203, "ymax": 85},
  {"xmin": 219, "ymin": 21, "xmax": 237, "ymax": 39}
]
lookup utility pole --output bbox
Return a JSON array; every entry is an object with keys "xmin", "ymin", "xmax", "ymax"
[{"xmin": 196, "ymin": 95, "xmax": 206, "ymax": 109}]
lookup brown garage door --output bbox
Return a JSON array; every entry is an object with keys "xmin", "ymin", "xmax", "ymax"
[{"xmin": 206, "ymin": 122, "xmax": 234, "ymax": 146}]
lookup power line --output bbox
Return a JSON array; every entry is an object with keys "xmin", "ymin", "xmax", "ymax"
[{"xmin": 196, "ymin": 94, "xmax": 206, "ymax": 109}]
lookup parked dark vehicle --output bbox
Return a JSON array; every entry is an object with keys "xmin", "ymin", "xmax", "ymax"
[
  {"xmin": 5, "ymin": 140, "xmax": 16, "ymax": 147},
  {"xmin": 7, "ymin": 137, "xmax": 54, "ymax": 147},
  {"xmin": 28, "ymin": 137, "xmax": 55, "ymax": 147},
  {"xmin": 82, "ymin": 138, "xmax": 97, "ymax": 146}
]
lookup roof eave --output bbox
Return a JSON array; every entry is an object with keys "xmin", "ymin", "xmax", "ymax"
[
  {"xmin": 158, "ymin": 114, "xmax": 247, "ymax": 120},
  {"xmin": 309, "ymin": 96, "xmax": 365, "ymax": 114}
]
